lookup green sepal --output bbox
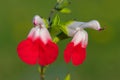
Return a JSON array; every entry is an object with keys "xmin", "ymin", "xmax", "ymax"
[
  {"xmin": 53, "ymin": 32, "xmax": 69, "ymax": 43},
  {"xmin": 60, "ymin": 21, "xmax": 73, "ymax": 35},
  {"xmin": 43, "ymin": 18, "xmax": 49, "ymax": 28},
  {"xmin": 53, "ymin": 37, "xmax": 60, "ymax": 43}
]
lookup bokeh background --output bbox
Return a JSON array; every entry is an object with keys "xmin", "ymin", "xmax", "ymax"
[{"xmin": 0, "ymin": 0, "xmax": 120, "ymax": 80}]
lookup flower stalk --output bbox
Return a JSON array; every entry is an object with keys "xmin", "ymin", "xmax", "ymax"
[
  {"xmin": 48, "ymin": 8, "xmax": 56, "ymax": 26},
  {"xmin": 40, "ymin": 66, "xmax": 45, "ymax": 80},
  {"xmin": 48, "ymin": 3, "xmax": 59, "ymax": 27}
]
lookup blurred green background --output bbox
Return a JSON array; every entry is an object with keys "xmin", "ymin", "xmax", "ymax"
[{"xmin": 0, "ymin": 0, "xmax": 120, "ymax": 80}]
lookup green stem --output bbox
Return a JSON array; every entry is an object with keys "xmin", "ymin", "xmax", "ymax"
[
  {"xmin": 48, "ymin": 3, "xmax": 59, "ymax": 27},
  {"xmin": 48, "ymin": 8, "xmax": 56, "ymax": 26},
  {"xmin": 40, "ymin": 66, "xmax": 45, "ymax": 80}
]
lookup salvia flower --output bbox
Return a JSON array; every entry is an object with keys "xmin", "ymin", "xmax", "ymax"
[
  {"xmin": 17, "ymin": 15, "xmax": 58, "ymax": 66},
  {"xmin": 64, "ymin": 20, "xmax": 102, "ymax": 66}
]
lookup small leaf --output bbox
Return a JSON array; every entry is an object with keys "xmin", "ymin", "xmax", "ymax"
[
  {"xmin": 60, "ymin": 8, "xmax": 71, "ymax": 14},
  {"xmin": 50, "ymin": 14, "xmax": 61, "ymax": 38},
  {"xmin": 56, "ymin": 0, "xmax": 70, "ymax": 10},
  {"xmin": 57, "ymin": 0, "xmax": 63, "ymax": 3},
  {"xmin": 64, "ymin": 74, "xmax": 71, "ymax": 80},
  {"xmin": 52, "ymin": 14, "xmax": 60, "ymax": 26}
]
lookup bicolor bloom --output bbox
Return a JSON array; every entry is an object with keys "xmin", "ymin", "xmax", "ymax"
[
  {"xmin": 64, "ymin": 20, "xmax": 103, "ymax": 66},
  {"xmin": 17, "ymin": 15, "xmax": 58, "ymax": 66}
]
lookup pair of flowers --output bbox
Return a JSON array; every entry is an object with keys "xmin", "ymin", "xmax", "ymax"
[{"xmin": 17, "ymin": 15, "xmax": 102, "ymax": 66}]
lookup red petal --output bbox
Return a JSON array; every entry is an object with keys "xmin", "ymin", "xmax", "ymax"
[
  {"xmin": 17, "ymin": 37, "xmax": 58, "ymax": 66},
  {"xmin": 71, "ymin": 43, "xmax": 86, "ymax": 66},
  {"xmin": 64, "ymin": 42, "xmax": 74, "ymax": 64},
  {"xmin": 46, "ymin": 41, "xmax": 58, "ymax": 64},
  {"xmin": 17, "ymin": 38, "xmax": 39, "ymax": 65},
  {"xmin": 38, "ymin": 40, "xmax": 58, "ymax": 66},
  {"xmin": 64, "ymin": 42, "xmax": 86, "ymax": 66}
]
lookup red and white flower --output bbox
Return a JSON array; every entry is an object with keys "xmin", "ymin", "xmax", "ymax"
[
  {"xmin": 64, "ymin": 20, "xmax": 102, "ymax": 66},
  {"xmin": 17, "ymin": 15, "xmax": 58, "ymax": 66}
]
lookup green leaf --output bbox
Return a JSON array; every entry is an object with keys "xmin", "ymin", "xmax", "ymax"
[
  {"xmin": 50, "ymin": 14, "xmax": 61, "ymax": 38},
  {"xmin": 56, "ymin": 0, "xmax": 70, "ymax": 10},
  {"xmin": 60, "ymin": 8, "xmax": 71, "ymax": 14},
  {"xmin": 52, "ymin": 14, "xmax": 60, "ymax": 26},
  {"xmin": 64, "ymin": 74, "xmax": 71, "ymax": 80},
  {"xmin": 57, "ymin": 0, "xmax": 63, "ymax": 3}
]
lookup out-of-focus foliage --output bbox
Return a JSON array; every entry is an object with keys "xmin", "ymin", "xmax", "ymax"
[
  {"xmin": 64, "ymin": 74, "xmax": 70, "ymax": 80},
  {"xmin": 0, "ymin": 0, "xmax": 120, "ymax": 80}
]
